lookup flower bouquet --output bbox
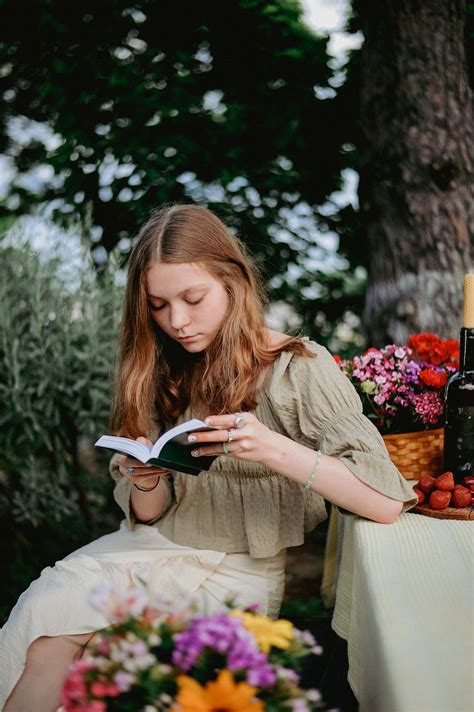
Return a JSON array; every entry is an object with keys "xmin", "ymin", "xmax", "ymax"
[
  {"xmin": 61, "ymin": 583, "xmax": 325, "ymax": 712},
  {"xmin": 336, "ymin": 333, "xmax": 459, "ymax": 435},
  {"xmin": 335, "ymin": 333, "xmax": 459, "ymax": 480}
]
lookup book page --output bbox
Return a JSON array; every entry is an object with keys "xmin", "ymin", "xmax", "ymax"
[
  {"xmin": 94, "ymin": 436, "xmax": 152, "ymax": 463},
  {"xmin": 151, "ymin": 419, "xmax": 218, "ymax": 457}
]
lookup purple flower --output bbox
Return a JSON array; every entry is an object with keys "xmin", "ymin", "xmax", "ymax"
[
  {"xmin": 113, "ymin": 672, "xmax": 135, "ymax": 692},
  {"xmin": 172, "ymin": 614, "xmax": 276, "ymax": 688}
]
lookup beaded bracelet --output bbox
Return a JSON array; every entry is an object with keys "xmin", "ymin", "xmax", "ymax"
[
  {"xmin": 303, "ymin": 450, "xmax": 322, "ymax": 491},
  {"xmin": 133, "ymin": 478, "xmax": 160, "ymax": 492}
]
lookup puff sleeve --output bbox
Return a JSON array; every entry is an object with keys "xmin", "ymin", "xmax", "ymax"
[
  {"xmin": 267, "ymin": 341, "xmax": 418, "ymax": 515},
  {"xmin": 109, "ymin": 453, "xmax": 174, "ymax": 528}
]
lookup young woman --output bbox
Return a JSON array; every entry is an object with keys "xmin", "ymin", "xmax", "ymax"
[{"xmin": 0, "ymin": 204, "xmax": 417, "ymax": 711}]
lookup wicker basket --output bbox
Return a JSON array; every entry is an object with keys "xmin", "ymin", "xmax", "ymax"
[{"xmin": 382, "ymin": 427, "xmax": 444, "ymax": 480}]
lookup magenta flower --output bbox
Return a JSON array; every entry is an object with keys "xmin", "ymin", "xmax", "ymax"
[{"xmin": 412, "ymin": 391, "xmax": 444, "ymax": 425}]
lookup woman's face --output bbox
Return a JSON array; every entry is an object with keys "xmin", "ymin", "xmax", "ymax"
[{"xmin": 146, "ymin": 262, "xmax": 229, "ymax": 352}]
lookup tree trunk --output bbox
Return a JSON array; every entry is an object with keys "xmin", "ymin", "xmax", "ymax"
[{"xmin": 358, "ymin": 0, "xmax": 474, "ymax": 345}]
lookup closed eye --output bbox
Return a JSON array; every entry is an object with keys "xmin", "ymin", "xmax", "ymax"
[{"xmin": 148, "ymin": 296, "xmax": 204, "ymax": 311}]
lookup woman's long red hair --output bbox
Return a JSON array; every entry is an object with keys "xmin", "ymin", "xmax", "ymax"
[{"xmin": 111, "ymin": 204, "xmax": 313, "ymax": 437}]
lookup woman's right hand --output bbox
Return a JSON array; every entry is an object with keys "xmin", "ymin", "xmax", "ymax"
[{"xmin": 116, "ymin": 437, "xmax": 171, "ymax": 489}]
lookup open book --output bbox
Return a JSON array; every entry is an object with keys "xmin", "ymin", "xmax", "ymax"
[{"xmin": 95, "ymin": 419, "xmax": 220, "ymax": 476}]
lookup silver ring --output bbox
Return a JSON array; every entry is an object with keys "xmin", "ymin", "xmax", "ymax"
[
  {"xmin": 222, "ymin": 442, "xmax": 229, "ymax": 455},
  {"xmin": 126, "ymin": 466, "xmax": 135, "ymax": 476},
  {"xmin": 227, "ymin": 429, "xmax": 234, "ymax": 443},
  {"xmin": 234, "ymin": 415, "xmax": 246, "ymax": 429}
]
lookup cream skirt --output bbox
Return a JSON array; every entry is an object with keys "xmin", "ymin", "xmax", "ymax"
[{"xmin": 0, "ymin": 521, "xmax": 286, "ymax": 708}]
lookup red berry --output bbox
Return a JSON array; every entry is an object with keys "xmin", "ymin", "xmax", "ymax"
[
  {"xmin": 413, "ymin": 485, "xmax": 425, "ymax": 505},
  {"xmin": 435, "ymin": 472, "xmax": 455, "ymax": 491},
  {"xmin": 429, "ymin": 490, "xmax": 452, "ymax": 510},
  {"xmin": 463, "ymin": 476, "xmax": 474, "ymax": 487},
  {"xmin": 418, "ymin": 475, "xmax": 436, "ymax": 494},
  {"xmin": 452, "ymin": 486, "xmax": 471, "ymax": 508}
]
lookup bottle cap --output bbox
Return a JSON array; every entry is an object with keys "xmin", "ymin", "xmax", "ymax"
[{"xmin": 464, "ymin": 274, "xmax": 474, "ymax": 328}]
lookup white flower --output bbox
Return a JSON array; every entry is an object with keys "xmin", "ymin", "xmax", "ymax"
[
  {"xmin": 158, "ymin": 664, "xmax": 172, "ymax": 675},
  {"xmin": 87, "ymin": 581, "xmax": 149, "ymax": 622},
  {"xmin": 306, "ymin": 689, "xmax": 322, "ymax": 703},
  {"xmin": 300, "ymin": 630, "xmax": 316, "ymax": 646},
  {"xmin": 277, "ymin": 667, "xmax": 299, "ymax": 683},
  {"xmin": 123, "ymin": 652, "xmax": 157, "ymax": 672},
  {"xmin": 286, "ymin": 698, "xmax": 310, "ymax": 712}
]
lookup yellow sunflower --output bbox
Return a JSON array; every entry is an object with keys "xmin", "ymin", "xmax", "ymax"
[
  {"xmin": 230, "ymin": 611, "xmax": 294, "ymax": 654},
  {"xmin": 174, "ymin": 669, "xmax": 264, "ymax": 712}
]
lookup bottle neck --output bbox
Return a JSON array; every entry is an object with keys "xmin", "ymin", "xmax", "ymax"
[{"xmin": 459, "ymin": 328, "xmax": 474, "ymax": 372}]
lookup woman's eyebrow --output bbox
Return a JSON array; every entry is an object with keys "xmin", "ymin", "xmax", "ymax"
[{"xmin": 147, "ymin": 284, "xmax": 208, "ymax": 299}]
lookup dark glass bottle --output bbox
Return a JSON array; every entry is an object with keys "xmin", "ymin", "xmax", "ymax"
[{"xmin": 443, "ymin": 275, "xmax": 474, "ymax": 484}]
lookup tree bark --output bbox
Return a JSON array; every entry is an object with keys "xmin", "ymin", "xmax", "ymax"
[{"xmin": 358, "ymin": 0, "xmax": 474, "ymax": 345}]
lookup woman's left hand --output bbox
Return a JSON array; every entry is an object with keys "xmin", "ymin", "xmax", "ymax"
[{"xmin": 188, "ymin": 412, "xmax": 281, "ymax": 467}]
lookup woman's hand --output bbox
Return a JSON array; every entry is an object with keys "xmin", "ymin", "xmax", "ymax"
[
  {"xmin": 188, "ymin": 413, "xmax": 281, "ymax": 467},
  {"xmin": 116, "ymin": 437, "xmax": 171, "ymax": 489}
]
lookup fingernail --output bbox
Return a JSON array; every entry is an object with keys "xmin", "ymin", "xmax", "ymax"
[
  {"xmin": 188, "ymin": 434, "xmax": 196, "ymax": 442},
  {"xmin": 205, "ymin": 418, "xmax": 213, "ymax": 425},
  {"xmin": 191, "ymin": 450, "xmax": 199, "ymax": 457}
]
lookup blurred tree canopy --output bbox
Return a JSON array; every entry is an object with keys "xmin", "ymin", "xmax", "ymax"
[{"xmin": 0, "ymin": 0, "xmax": 363, "ymax": 342}]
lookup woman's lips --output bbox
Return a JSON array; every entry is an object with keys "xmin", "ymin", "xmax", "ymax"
[{"xmin": 178, "ymin": 334, "xmax": 200, "ymax": 342}]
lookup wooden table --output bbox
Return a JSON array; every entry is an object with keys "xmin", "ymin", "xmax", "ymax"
[{"xmin": 321, "ymin": 507, "xmax": 473, "ymax": 712}]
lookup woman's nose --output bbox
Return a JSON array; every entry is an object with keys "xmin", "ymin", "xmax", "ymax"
[{"xmin": 169, "ymin": 306, "xmax": 191, "ymax": 331}]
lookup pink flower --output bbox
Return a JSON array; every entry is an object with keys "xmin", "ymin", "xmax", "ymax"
[
  {"xmin": 61, "ymin": 660, "xmax": 97, "ymax": 708},
  {"xmin": 90, "ymin": 681, "xmax": 120, "ymax": 698},
  {"xmin": 87, "ymin": 582, "xmax": 148, "ymax": 623},
  {"xmin": 61, "ymin": 671, "xmax": 87, "ymax": 705},
  {"xmin": 412, "ymin": 392, "xmax": 444, "ymax": 425},
  {"xmin": 74, "ymin": 703, "xmax": 106, "ymax": 712}
]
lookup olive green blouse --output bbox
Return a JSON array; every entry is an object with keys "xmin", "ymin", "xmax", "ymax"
[{"xmin": 110, "ymin": 340, "xmax": 418, "ymax": 558}]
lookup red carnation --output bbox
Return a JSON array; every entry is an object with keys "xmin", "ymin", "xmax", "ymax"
[
  {"xmin": 419, "ymin": 368, "xmax": 448, "ymax": 388},
  {"xmin": 333, "ymin": 354, "xmax": 342, "ymax": 365},
  {"xmin": 445, "ymin": 339, "xmax": 460, "ymax": 366},
  {"xmin": 408, "ymin": 333, "xmax": 460, "ymax": 367}
]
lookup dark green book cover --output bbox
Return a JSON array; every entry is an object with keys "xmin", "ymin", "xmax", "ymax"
[{"xmin": 148, "ymin": 439, "xmax": 217, "ymax": 476}]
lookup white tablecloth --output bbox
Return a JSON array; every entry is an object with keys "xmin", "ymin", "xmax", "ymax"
[{"xmin": 326, "ymin": 509, "xmax": 473, "ymax": 712}]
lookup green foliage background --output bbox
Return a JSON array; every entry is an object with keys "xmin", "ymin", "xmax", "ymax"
[{"xmin": 0, "ymin": 224, "xmax": 124, "ymax": 621}]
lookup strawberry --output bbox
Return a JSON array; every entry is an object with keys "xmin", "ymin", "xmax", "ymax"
[
  {"xmin": 413, "ymin": 485, "xmax": 425, "ymax": 505},
  {"xmin": 429, "ymin": 490, "xmax": 452, "ymax": 510},
  {"xmin": 469, "ymin": 485, "xmax": 474, "ymax": 493},
  {"xmin": 418, "ymin": 475, "xmax": 436, "ymax": 494},
  {"xmin": 452, "ymin": 485, "xmax": 471, "ymax": 507},
  {"xmin": 435, "ymin": 471, "xmax": 455, "ymax": 491},
  {"xmin": 463, "ymin": 476, "xmax": 474, "ymax": 487},
  {"xmin": 452, "ymin": 486, "xmax": 471, "ymax": 508}
]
